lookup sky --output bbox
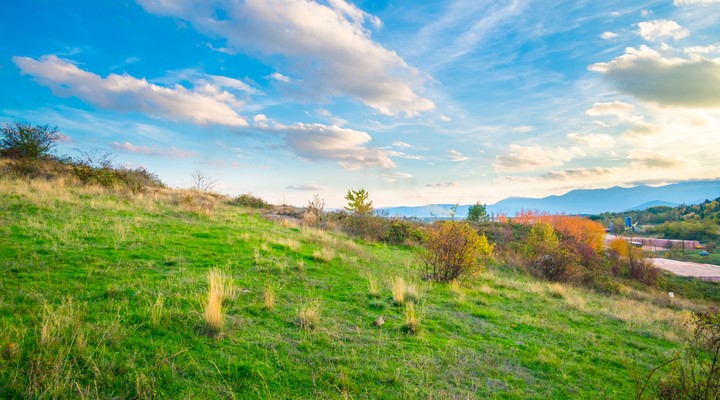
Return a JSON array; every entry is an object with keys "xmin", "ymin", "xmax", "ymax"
[{"xmin": 2, "ymin": 0, "xmax": 720, "ymax": 208}]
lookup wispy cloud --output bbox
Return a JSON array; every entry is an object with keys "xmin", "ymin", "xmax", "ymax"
[
  {"xmin": 541, "ymin": 167, "xmax": 615, "ymax": 181},
  {"xmin": 585, "ymin": 101, "xmax": 635, "ymax": 118},
  {"xmin": 567, "ymin": 133, "xmax": 616, "ymax": 148},
  {"xmin": 14, "ymin": 55, "xmax": 248, "ymax": 126},
  {"xmin": 137, "ymin": 0, "xmax": 434, "ymax": 116},
  {"xmin": 629, "ymin": 150, "xmax": 688, "ymax": 169},
  {"xmin": 425, "ymin": 181, "xmax": 460, "ymax": 188},
  {"xmin": 111, "ymin": 141, "xmax": 197, "ymax": 158},
  {"xmin": 448, "ymin": 150, "xmax": 469, "ymax": 162},
  {"xmin": 286, "ymin": 184, "xmax": 327, "ymax": 191},
  {"xmin": 494, "ymin": 144, "xmax": 583, "ymax": 171}
]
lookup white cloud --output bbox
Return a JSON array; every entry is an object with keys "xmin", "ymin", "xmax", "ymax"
[
  {"xmin": 541, "ymin": 167, "xmax": 615, "ymax": 181},
  {"xmin": 511, "ymin": 125, "xmax": 535, "ymax": 133},
  {"xmin": 392, "ymin": 141, "xmax": 412, "ymax": 148},
  {"xmin": 448, "ymin": 150, "xmax": 469, "ymax": 162},
  {"xmin": 601, "ymin": 32, "xmax": 619, "ymax": 41},
  {"xmin": 637, "ymin": 20, "xmax": 689, "ymax": 41},
  {"xmin": 440, "ymin": 115, "xmax": 452, "ymax": 122},
  {"xmin": 267, "ymin": 122, "xmax": 394, "ymax": 170},
  {"xmin": 567, "ymin": 133, "xmax": 616, "ymax": 148},
  {"xmin": 494, "ymin": 144, "xmax": 584, "ymax": 171},
  {"xmin": 387, "ymin": 150, "xmax": 425, "ymax": 160},
  {"xmin": 110, "ymin": 141, "xmax": 197, "ymax": 158},
  {"xmin": 585, "ymin": 101, "xmax": 635, "ymax": 118},
  {"xmin": 589, "ymin": 45, "xmax": 720, "ymax": 107},
  {"xmin": 269, "ymin": 72, "xmax": 290, "ymax": 83},
  {"xmin": 674, "ymin": 0, "xmax": 720, "ymax": 5},
  {"xmin": 425, "ymin": 181, "xmax": 460, "ymax": 188},
  {"xmin": 286, "ymin": 184, "xmax": 327, "ymax": 191},
  {"xmin": 14, "ymin": 55, "xmax": 248, "ymax": 126},
  {"xmin": 138, "ymin": 0, "xmax": 434, "ymax": 117}
]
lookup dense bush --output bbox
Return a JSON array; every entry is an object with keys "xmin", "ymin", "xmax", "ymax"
[
  {"xmin": 607, "ymin": 238, "xmax": 658, "ymax": 286},
  {"xmin": 71, "ymin": 164, "xmax": 164, "ymax": 192},
  {"xmin": 0, "ymin": 122, "xmax": 61, "ymax": 159},
  {"xmin": 417, "ymin": 221, "xmax": 494, "ymax": 282},
  {"xmin": 324, "ymin": 212, "xmax": 422, "ymax": 245},
  {"xmin": 230, "ymin": 193, "xmax": 271, "ymax": 209}
]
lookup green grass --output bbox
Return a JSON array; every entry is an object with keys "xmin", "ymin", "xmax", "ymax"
[
  {"xmin": 0, "ymin": 176, "xmax": 707, "ymax": 398},
  {"xmin": 661, "ymin": 249, "xmax": 720, "ymax": 266},
  {"xmin": 661, "ymin": 272, "xmax": 720, "ymax": 304}
]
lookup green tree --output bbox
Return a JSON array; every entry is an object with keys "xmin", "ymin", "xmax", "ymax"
[
  {"xmin": 0, "ymin": 122, "xmax": 61, "ymax": 159},
  {"xmin": 467, "ymin": 202, "xmax": 490, "ymax": 222},
  {"xmin": 344, "ymin": 188, "xmax": 373, "ymax": 215}
]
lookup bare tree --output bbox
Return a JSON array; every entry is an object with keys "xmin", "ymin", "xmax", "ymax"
[
  {"xmin": 73, "ymin": 148, "xmax": 115, "ymax": 169},
  {"xmin": 191, "ymin": 170, "xmax": 217, "ymax": 192}
]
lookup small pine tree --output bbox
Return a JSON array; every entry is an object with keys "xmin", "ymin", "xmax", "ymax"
[
  {"xmin": 344, "ymin": 188, "xmax": 373, "ymax": 215},
  {"xmin": 467, "ymin": 202, "xmax": 490, "ymax": 222}
]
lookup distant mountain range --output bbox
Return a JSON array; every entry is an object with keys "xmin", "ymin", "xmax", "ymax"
[{"xmin": 377, "ymin": 180, "xmax": 720, "ymax": 218}]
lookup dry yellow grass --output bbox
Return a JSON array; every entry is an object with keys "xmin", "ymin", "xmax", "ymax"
[
  {"xmin": 449, "ymin": 280, "xmax": 466, "ymax": 302},
  {"xmin": 263, "ymin": 286, "xmax": 275, "ymax": 311},
  {"xmin": 367, "ymin": 275, "xmax": 380, "ymax": 298},
  {"xmin": 403, "ymin": 302, "xmax": 420, "ymax": 335},
  {"xmin": 390, "ymin": 277, "xmax": 406, "ymax": 304},
  {"xmin": 296, "ymin": 302, "xmax": 321, "ymax": 331},
  {"xmin": 477, "ymin": 284, "xmax": 495, "ymax": 296},
  {"xmin": 547, "ymin": 283, "xmax": 566, "ymax": 299},
  {"xmin": 150, "ymin": 293, "xmax": 165, "ymax": 326},
  {"xmin": 39, "ymin": 297, "xmax": 81, "ymax": 348},
  {"xmin": 312, "ymin": 247, "xmax": 335, "ymax": 263},
  {"xmin": 405, "ymin": 282, "xmax": 420, "ymax": 303},
  {"xmin": 274, "ymin": 237, "xmax": 301, "ymax": 252},
  {"xmin": 280, "ymin": 218, "xmax": 299, "ymax": 229},
  {"xmin": 205, "ymin": 269, "xmax": 234, "ymax": 333}
]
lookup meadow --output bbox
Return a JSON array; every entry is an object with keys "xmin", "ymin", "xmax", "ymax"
[{"xmin": 0, "ymin": 174, "xmax": 715, "ymax": 399}]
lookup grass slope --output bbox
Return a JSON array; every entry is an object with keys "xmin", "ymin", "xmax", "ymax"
[{"xmin": 0, "ymin": 177, "xmax": 705, "ymax": 399}]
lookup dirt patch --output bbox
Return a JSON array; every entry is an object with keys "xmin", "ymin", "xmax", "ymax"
[{"xmin": 652, "ymin": 258, "xmax": 720, "ymax": 282}]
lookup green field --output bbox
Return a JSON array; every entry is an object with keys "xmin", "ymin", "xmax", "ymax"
[{"xmin": 0, "ymin": 176, "xmax": 713, "ymax": 398}]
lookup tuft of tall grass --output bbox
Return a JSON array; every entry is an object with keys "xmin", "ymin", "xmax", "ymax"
[
  {"xmin": 390, "ymin": 277, "xmax": 406, "ymax": 305},
  {"xmin": 264, "ymin": 285, "xmax": 275, "ymax": 311},
  {"xmin": 367, "ymin": 274, "xmax": 380, "ymax": 298},
  {"xmin": 312, "ymin": 247, "xmax": 335, "ymax": 263},
  {"xmin": 402, "ymin": 302, "xmax": 420, "ymax": 335},
  {"xmin": 204, "ymin": 269, "xmax": 234, "ymax": 334},
  {"xmin": 150, "ymin": 293, "xmax": 165, "ymax": 326},
  {"xmin": 296, "ymin": 302, "xmax": 321, "ymax": 331},
  {"xmin": 449, "ymin": 280, "xmax": 466, "ymax": 302}
]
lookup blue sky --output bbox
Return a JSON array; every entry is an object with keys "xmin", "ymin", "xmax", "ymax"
[{"xmin": 2, "ymin": 0, "xmax": 720, "ymax": 207}]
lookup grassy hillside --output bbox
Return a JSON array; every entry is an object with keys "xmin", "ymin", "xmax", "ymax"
[{"xmin": 0, "ymin": 176, "xmax": 710, "ymax": 399}]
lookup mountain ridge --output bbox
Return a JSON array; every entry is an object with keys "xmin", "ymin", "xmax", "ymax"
[{"xmin": 378, "ymin": 180, "xmax": 720, "ymax": 218}]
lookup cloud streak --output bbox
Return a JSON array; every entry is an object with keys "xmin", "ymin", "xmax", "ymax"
[{"xmin": 111, "ymin": 141, "xmax": 197, "ymax": 158}]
